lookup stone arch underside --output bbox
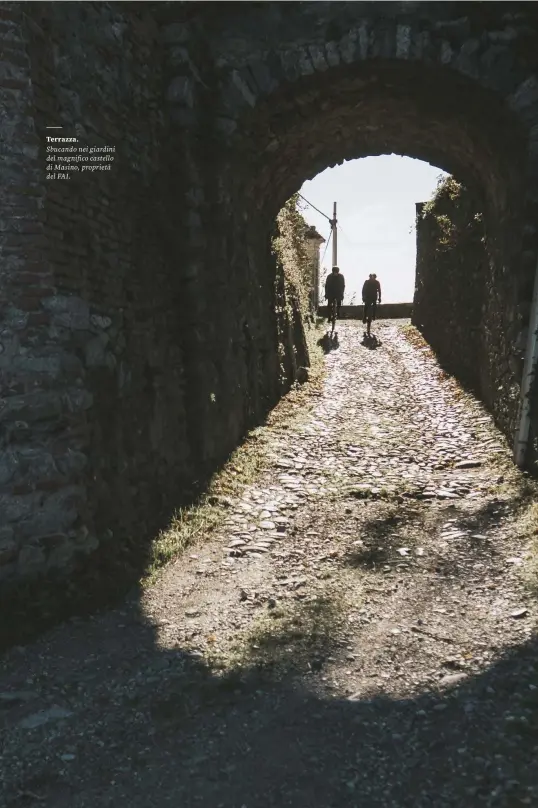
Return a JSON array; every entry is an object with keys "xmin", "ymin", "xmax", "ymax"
[
  {"xmin": 235, "ymin": 60, "xmax": 526, "ymax": 224},
  {"xmin": 3, "ymin": 1, "xmax": 538, "ymax": 601}
]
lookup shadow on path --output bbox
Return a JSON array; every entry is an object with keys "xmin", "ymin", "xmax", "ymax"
[
  {"xmin": 7, "ymin": 599, "xmax": 534, "ymax": 808},
  {"xmin": 318, "ymin": 332, "xmax": 340, "ymax": 353},
  {"xmin": 361, "ymin": 332, "xmax": 382, "ymax": 349}
]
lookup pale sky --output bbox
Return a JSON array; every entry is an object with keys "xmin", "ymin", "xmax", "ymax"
[{"xmin": 299, "ymin": 155, "xmax": 448, "ymax": 304}]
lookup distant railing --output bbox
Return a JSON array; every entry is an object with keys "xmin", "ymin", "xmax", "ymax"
[{"xmin": 317, "ymin": 303, "xmax": 413, "ymax": 319}]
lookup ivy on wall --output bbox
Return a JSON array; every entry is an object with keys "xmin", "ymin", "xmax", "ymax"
[
  {"xmin": 420, "ymin": 176, "xmax": 463, "ymax": 250},
  {"xmin": 272, "ymin": 193, "xmax": 313, "ymax": 319},
  {"xmin": 271, "ymin": 193, "xmax": 314, "ymax": 389}
]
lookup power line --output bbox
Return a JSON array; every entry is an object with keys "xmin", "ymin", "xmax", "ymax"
[
  {"xmin": 320, "ymin": 228, "xmax": 332, "ymax": 266},
  {"xmin": 297, "ymin": 193, "xmax": 332, "ymax": 222}
]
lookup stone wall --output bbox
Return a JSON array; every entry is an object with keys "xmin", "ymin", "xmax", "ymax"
[
  {"xmin": 319, "ymin": 304, "xmax": 413, "ymax": 320},
  {"xmin": 0, "ymin": 3, "xmax": 195, "ymax": 587},
  {"xmin": 0, "ymin": 3, "xmax": 311, "ymax": 598},
  {"xmin": 413, "ymin": 181, "xmax": 525, "ymax": 444}
]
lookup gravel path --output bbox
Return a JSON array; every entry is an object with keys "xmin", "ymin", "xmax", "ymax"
[{"xmin": 1, "ymin": 320, "xmax": 537, "ymax": 808}]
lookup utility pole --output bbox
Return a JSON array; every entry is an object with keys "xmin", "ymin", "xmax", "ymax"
[{"xmin": 331, "ymin": 201, "xmax": 337, "ymax": 267}]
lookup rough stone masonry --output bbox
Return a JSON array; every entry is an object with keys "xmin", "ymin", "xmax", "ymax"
[{"xmin": 1, "ymin": 1, "xmax": 538, "ymax": 592}]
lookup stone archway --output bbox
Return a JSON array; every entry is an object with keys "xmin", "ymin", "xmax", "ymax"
[
  {"xmin": 2, "ymin": 2, "xmax": 538, "ymax": 590},
  {"xmin": 164, "ymin": 0, "xmax": 538, "ymax": 453}
]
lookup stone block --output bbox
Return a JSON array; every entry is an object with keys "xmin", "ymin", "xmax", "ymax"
[
  {"xmin": 479, "ymin": 45, "xmax": 518, "ymax": 94},
  {"xmin": 358, "ymin": 22, "xmax": 369, "ymax": 59},
  {"xmin": 247, "ymin": 60, "xmax": 278, "ymax": 94},
  {"xmin": 12, "ymin": 355, "xmax": 63, "ymax": 376},
  {"xmin": 279, "ymin": 48, "xmax": 313, "ymax": 82},
  {"xmin": 396, "ymin": 24, "xmax": 411, "ymax": 58},
  {"xmin": 508, "ymin": 76, "xmax": 538, "ymax": 125},
  {"xmin": 230, "ymin": 69, "xmax": 258, "ymax": 107},
  {"xmin": 432, "ymin": 17, "xmax": 471, "ymax": 39},
  {"xmin": 0, "ymin": 451, "xmax": 19, "ymax": 486},
  {"xmin": 0, "ymin": 534, "xmax": 17, "ymax": 564},
  {"xmin": 161, "ymin": 22, "xmax": 190, "ymax": 44},
  {"xmin": 85, "ymin": 336, "xmax": 107, "ymax": 367},
  {"xmin": 439, "ymin": 40, "xmax": 453, "ymax": 64},
  {"xmin": 167, "ymin": 45, "xmax": 192, "ymax": 68},
  {"xmin": 71, "ymin": 523, "xmax": 98, "ymax": 553},
  {"xmin": 166, "ymin": 76, "xmax": 194, "ymax": 107},
  {"xmin": 90, "ymin": 314, "xmax": 112, "ymax": 329},
  {"xmin": 60, "ymin": 351, "xmax": 85, "ymax": 376},
  {"xmin": 325, "ymin": 41, "xmax": 340, "ymax": 67},
  {"xmin": 0, "ymin": 391, "xmax": 63, "ymax": 423},
  {"xmin": 372, "ymin": 23, "xmax": 396, "ymax": 59},
  {"xmin": 0, "ymin": 562, "xmax": 16, "ymax": 582},
  {"xmin": 42, "ymin": 294, "xmax": 89, "ymax": 316},
  {"xmin": 63, "ymin": 388, "xmax": 93, "ymax": 412},
  {"xmin": 17, "ymin": 447, "xmax": 57, "ymax": 478},
  {"xmin": 0, "ymin": 526, "xmax": 15, "ymax": 543},
  {"xmin": 454, "ymin": 38, "xmax": 480, "ymax": 79},
  {"xmin": 488, "ymin": 27, "xmax": 518, "ymax": 44},
  {"xmin": 2, "ymin": 308, "xmax": 29, "ymax": 330},
  {"xmin": 52, "ymin": 310, "xmax": 90, "ymax": 330},
  {"xmin": 55, "ymin": 449, "xmax": 87, "ymax": 476},
  {"xmin": 1, "ymin": 492, "xmax": 44, "ymax": 522},
  {"xmin": 218, "ymin": 78, "xmax": 245, "ymax": 117},
  {"xmin": 46, "ymin": 536, "xmax": 74, "ymax": 569},
  {"xmin": 308, "ymin": 43, "xmax": 328, "ymax": 71},
  {"xmin": 17, "ymin": 543, "xmax": 46, "ymax": 576},
  {"xmin": 17, "ymin": 496, "xmax": 80, "ymax": 539},
  {"xmin": 105, "ymin": 352, "xmax": 117, "ymax": 371},
  {"xmin": 214, "ymin": 116, "xmax": 237, "ymax": 137},
  {"xmin": 338, "ymin": 29, "xmax": 359, "ymax": 64}
]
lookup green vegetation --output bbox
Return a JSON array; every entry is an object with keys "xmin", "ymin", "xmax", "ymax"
[
  {"xmin": 519, "ymin": 501, "xmax": 538, "ymax": 597},
  {"xmin": 420, "ymin": 174, "xmax": 487, "ymax": 254},
  {"xmin": 273, "ymin": 193, "xmax": 313, "ymax": 318},
  {"xmin": 420, "ymin": 175, "xmax": 464, "ymax": 250},
  {"xmin": 421, "ymin": 174, "xmax": 462, "ymax": 216},
  {"xmin": 146, "ymin": 428, "xmax": 271, "ymax": 584}
]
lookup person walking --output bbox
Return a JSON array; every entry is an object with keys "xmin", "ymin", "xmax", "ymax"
[
  {"xmin": 324, "ymin": 266, "xmax": 346, "ymax": 323},
  {"xmin": 362, "ymin": 273, "xmax": 381, "ymax": 325}
]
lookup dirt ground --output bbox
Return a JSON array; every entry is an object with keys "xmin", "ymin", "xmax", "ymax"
[{"xmin": 1, "ymin": 320, "xmax": 537, "ymax": 808}]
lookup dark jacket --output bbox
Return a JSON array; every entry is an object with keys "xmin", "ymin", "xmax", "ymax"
[
  {"xmin": 325, "ymin": 272, "xmax": 345, "ymax": 301},
  {"xmin": 362, "ymin": 278, "xmax": 381, "ymax": 303}
]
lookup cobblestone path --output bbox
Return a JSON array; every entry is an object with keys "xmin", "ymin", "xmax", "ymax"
[{"xmin": 1, "ymin": 321, "xmax": 537, "ymax": 808}]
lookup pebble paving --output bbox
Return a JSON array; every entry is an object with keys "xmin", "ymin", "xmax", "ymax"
[
  {"xmin": 216, "ymin": 321, "xmax": 506, "ymax": 565},
  {"xmin": 0, "ymin": 320, "xmax": 537, "ymax": 808}
]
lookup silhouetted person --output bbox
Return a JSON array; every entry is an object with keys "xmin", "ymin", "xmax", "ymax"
[
  {"xmin": 362, "ymin": 273, "xmax": 381, "ymax": 326},
  {"xmin": 325, "ymin": 266, "xmax": 345, "ymax": 322}
]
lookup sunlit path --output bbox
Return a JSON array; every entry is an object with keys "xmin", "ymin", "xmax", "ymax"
[{"xmin": 1, "ymin": 321, "xmax": 536, "ymax": 808}]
